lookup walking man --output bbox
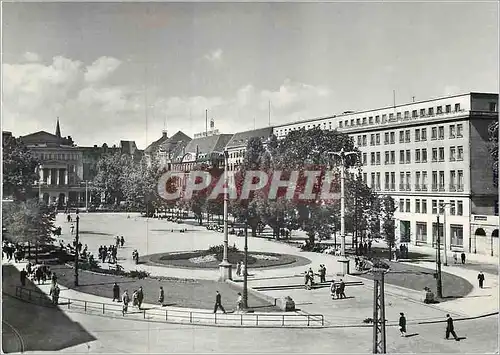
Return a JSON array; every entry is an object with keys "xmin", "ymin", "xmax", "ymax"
[
  {"xmin": 319, "ymin": 265, "xmax": 326, "ymax": 283},
  {"xmin": 213, "ymin": 291, "xmax": 226, "ymax": 314},
  {"xmin": 339, "ymin": 279, "xmax": 346, "ymax": 299},
  {"xmin": 236, "ymin": 292, "xmax": 243, "ymax": 313},
  {"xmin": 20, "ymin": 268, "xmax": 27, "ymax": 286},
  {"xmin": 136, "ymin": 286, "xmax": 144, "ymax": 310},
  {"xmin": 477, "ymin": 272, "xmax": 485, "ymax": 288},
  {"xmin": 112, "ymin": 282, "xmax": 120, "ymax": 302},
  {"xmin": 122, "ymin": 290, "xmax": 130, "ymax": 316},
  {"xmin": 445, "ymin": 314, "xmax": 460, "ymax": 341},
  {"xmin": 399, "ymin": 312, "xmax": 407, "ymax": 337},
  {"xmin": 460, "ymin": 252, "xmax": 466, "ymax": 264},
  {"xmin": 158, "ymin": 286, "xmax": 165, "ymax": 306}
]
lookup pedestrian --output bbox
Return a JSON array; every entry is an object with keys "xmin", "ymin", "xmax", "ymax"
[
  {"xmin": 122, "ymin": 290, "xmax": 130, "ymax": 315},
  {"xmin": 20, "ymin": 268, "xmax": 27, "ymax": 286},
  {"xmin": 26, "ymin": 261, "xmax": 32, "ymax": 275},
  {"xmin": 213, "ymin": 291, "xmax": 226, "ymax": 314},
  {"xmin": 304, "ymin": 271, "xmax": 311, "ymax": 290},
  {"xmin": 51, "ymin": 273, "xmax": 57, "ymax": 285},
  {"xmin": 339, "ymin": 279, "xmax": 346, "ymax": 299},
  {"xmin": 445, "ymin": 314, "xmax": 460, "ymax": 341},
  {"xmin": 330, "ymin": 280, "xmax": 337, "ymax": 299},
  {"xmin": 120, "ymin": 236, "xmax": 125, "ymax": 247},
  {"xmin": 460, "ymin": 252, "xmax": 466, "ymax": 264},
  {"xmin": 453, "ymin": 252, "xmax": 458, "ymax": 264},
  {"xmin": 236, "ymin": 292, "xmax": 243, "ymax": 312},
  {"xmin": 137, "ymin": 286, "xmax": 144, "ymax": 310},
  {"xmin": 35, "ymin": 267, "xmax": 43, "ymax": 285},
  {"xmin": 236, "ymin": 261, "xmax": 241, "ymax": 276},
  {"xmin": 70, "ymin": 224, "xmax": 75, "ymax": 235},
  {"xmin": 399, "ymin": 312, "xmax": 407, "ymax": 337},
  {"xmin": 49, "ymin": 284, "xmax": 60, "ymax": 305},
  {"xmin": 158, "ymin": 286, "xmax": 165, "ymax": 306},
  {"xmin": 112, "ymin": 282, "xmax": 120, "ymax": 302},
  {"xmin": 477, "ymin": 272, "xmax": 485, "ymax": 288},
  {"xmin": 368, "ymin": 240, "xmax": 372, "ymax": 254},
  {"xmin": 319, "ymin": 264, "xmax": 326, "ymax": 283},
  {"xmin": 241, "ymin": 262, "xmax": 246, "ymax": 277}
]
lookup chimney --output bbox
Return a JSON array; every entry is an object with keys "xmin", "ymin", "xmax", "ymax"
[{"xmin": 162, "ymin": 130, "xmax": 168, "ymax": 138}]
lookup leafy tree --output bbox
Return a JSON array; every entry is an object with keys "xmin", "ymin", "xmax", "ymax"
[
  {"xmin": 2, "ymin": 135, "xmax": 40, "ymax": 201},
  {"xmin": 93, "ymin": 152, "xmax": 132, "ymax": 205},
  {"xmin": 368, "ymin": 197, "xmax": 382, "ymax": 240},
  {"xmin": 380, "ymin": 195, "xmax": 397, "ymax": 260},
  {"xmin": 2, "ymin": 199, "xmax": 56, "ymax": 262}
]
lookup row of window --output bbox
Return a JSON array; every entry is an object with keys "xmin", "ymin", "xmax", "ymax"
[
  {"xmin": 340, "ymin": 103, "xmax": 464, "ymax": 129},
  {"xmin": 415, "ymin": 222, "xmax": 464, "ymax": 247},
  {"xmin": 36, "ymin": 152, "xmax": 80, "ymax": 161},
  {"xmin": 363, "ymin": 146, "xmax": 464, "ymax": 165},
  {"xmin": 364, "ymin": 170, "xmax": 464, "ymax": 192},
  {"xmin": 399, "ymin": 198, "xmax": 464, "ymax": 216},
  {"xmin": 356, "ymin": 124, "xmax": 464, "ymax": 147}
]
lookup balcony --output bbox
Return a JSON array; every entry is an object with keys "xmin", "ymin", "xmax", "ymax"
[
  {"xmin": 415, "ymin": 184, "xmax": 421, "ymax": 191},
  {"xmin": 457, "ymin": 185, "xmax": 464, "ymax": 192},
  {"xmin": 406, "ymin": 184, "xmax": 411, "ymax": 191},
  {"xmin": 431, "ymin": 184, "xmax": 438, "ymax": 191},
  {"xmin": 399, "ymin": 184, "xmax": 405, "ymax": 191},
  {"xmin": 450, "ymin": 156, "xmax": 456, "ymax": 162},
  {"xmin": 375, "ymin": 186, "xmax": 381, "ymax": 191},
  {"xmin": 421, "ymin": 184, "xmax": 428, "ymax": 191},
  {"xmin": 439, "ymin": 185, "xmax": 445, "ymax": 192},
  {"xmin": 390, "ymin": 184, "xmax": 395, "ymax": 191},
  {"xmin": 449, "ymin": 185, "xmax": 457, "ymax": 192}
]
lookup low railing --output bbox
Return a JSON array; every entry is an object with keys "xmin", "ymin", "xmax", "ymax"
[{"xmin": 14, "ymin": 286, "xmax": 324, "ymax": 327}]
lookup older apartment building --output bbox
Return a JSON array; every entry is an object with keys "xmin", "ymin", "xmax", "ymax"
[{"xmin": 273, "ymin": 92, "xmax": 499, "ymax": 256}]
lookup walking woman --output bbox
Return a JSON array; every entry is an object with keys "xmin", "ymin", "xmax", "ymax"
[{"xmin": 158, "ymin": 286, "xmax": 165, "ymax": 306}]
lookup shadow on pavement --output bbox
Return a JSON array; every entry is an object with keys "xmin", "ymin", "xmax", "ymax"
[
  {"xmin": 2, "ymin": 264, "xmax": 96, "ymax": 353},
  {"xmin": 405, "ymin": 333, "xmax": 419, "ymax": 338}
]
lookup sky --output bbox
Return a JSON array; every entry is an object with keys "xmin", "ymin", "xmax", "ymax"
[{"xmin": 2, "ymin": 1, "xmax": 499, "ymax": 149}]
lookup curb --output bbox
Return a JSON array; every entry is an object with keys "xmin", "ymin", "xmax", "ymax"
[{"xmin": 226, "ymin": 279, "xmax": 279, "ymax": 307}]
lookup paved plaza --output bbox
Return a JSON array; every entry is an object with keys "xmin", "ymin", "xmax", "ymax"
[{"xmin": 2, "ymin": 212, "xmax": 499, "ymax": 353}]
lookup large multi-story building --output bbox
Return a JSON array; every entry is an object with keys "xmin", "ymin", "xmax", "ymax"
[
  {"xmin": 273, "ymin": 92, "xmax": 499, "ymax": 256},
  {"xmin": 225, "ymin": 127, "xmax": 274, "ymax": 171},
  {"xmin": 19, "ymin": 120, "xmax": 85, "ymax": 208}
]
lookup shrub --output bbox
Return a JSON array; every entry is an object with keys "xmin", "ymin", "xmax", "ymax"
[
  {"xmin": 207, "ymin": 244, "xmax": 239, "ymax": 254},
  {"xmin": 127, "ymin": 270, "xmax": 150, "ymax": 279}
]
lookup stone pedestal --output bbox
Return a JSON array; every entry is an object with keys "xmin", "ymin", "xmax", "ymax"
[
  {"xmin": 338, "ymin": 258, "xmax": 350, "ymax": 275},
  {"xmin": 219, "ymin": 260, "xmax": 232, "ymax": 281}
]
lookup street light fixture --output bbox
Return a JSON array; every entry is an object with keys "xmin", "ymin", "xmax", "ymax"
[
  {"xmin": 74, "ymin": 209, "xmax": 80, "ymax": 286},
  {"xmin": 326, "ymin": 149, "xmax": 358, "ymax": 276},
  {"xmin": 439, "ymin": 202, "xmax": 452, "ymax": 266},
  {"xmin": 213, "ymin": 150, "xmax": 232, "ymax": 281}
]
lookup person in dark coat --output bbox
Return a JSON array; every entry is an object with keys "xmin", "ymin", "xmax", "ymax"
[
  {"xmin": 460, "ymin": 252, "xmax": 466, "ymax": 264},
  {"xmin": 445, "ymin": 314, "xmax": 460, "ymax": 341},
  {"xmin": 213, "ymin": 291, "xmax": 226, "ymax": 313},
  {"xmin": 112, "ymin": 283, "xmax": 120, "ymax": 302},
  {"xmin": 136, "ymin": 286, "xmax": 144, "ymax": 309},
  {"xmin": 477, "ymin": 272, "xmax": 485, "ymax": 288},
  {"xmin": 20, "ymin": 268, "xmax": 28, "ymax": 286},
  {"xmin": 319, "ymin": 265, "xmax": 326, "ymax": 283},
  {"xmin": 158, "ymin": 286, "xmax": 165, "ymax": 306},
  {"xmin": 399, "ymin": 312, "xmax": 407, "ymax": 337},
  {"xmin": 339, "ymin": 279, "xmax": 346, "ymax": 299},
  {"xmin": 35, "ymin": 267, "xmax": 43, "ymax": 284}
]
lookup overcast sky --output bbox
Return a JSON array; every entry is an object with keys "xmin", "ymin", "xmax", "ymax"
[{"xmin": 2, "ymin": 1, "xmax": 498, "ymax": 149}]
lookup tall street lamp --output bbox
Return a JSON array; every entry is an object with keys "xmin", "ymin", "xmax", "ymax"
[
  {"xmin": 435, "ymin": 214, "xmax": 443, "ymax": 298},
  {"xmin": 74, "ymin": 209, "xmax": 80, "ymax": 286},
  {"xmin": 439, "ymin": 202, "xmax": 451, "ymax": 266},
  {"xmin": 326, "ymin": 149, "xmax": 358, "ymax": 276},
  {"xmin": 214, "ymin": 150, "xmax": 232, "ymax": 281}
]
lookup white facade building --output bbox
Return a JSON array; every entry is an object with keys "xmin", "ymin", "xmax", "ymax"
[{"xmin": 273, "ymin": 92, "xmax": 499, "ymax": 256}]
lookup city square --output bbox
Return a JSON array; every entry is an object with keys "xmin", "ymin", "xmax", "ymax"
[{"xmin": 2, "ymin": 1, "xmax": 499, "ymax": 354}]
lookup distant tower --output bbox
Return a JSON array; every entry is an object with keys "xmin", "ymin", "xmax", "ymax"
[{"xmin": 55, "ymin": 117, "xmax": 61, "ymax": 138}]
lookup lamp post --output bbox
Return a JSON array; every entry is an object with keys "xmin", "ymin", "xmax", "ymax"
[
  {"xmin": 435, "ymin": 214, "xmax": 443, "ymax": 298},
  {"xmin": 439, "ymin": 202, "xmax": 451, "ymax": 266},
  {"xmin": 74, "ymin": 209, "xmax": 80, "ymax": 286},
  {"xmin": 214, "ymin": 150, "xmax": 232, "ymax": 281},
  {"xmin": 242, "ymin": 211, "xmax": 249, "ymax": 310},
  {"xmin": 327, "ymin": 149, "xmax": 358, "ymax": 276}
]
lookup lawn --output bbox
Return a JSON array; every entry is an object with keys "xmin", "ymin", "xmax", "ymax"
[{"xmin": 49, "ymin": 264, "xmax": 280, "ymax": 312}]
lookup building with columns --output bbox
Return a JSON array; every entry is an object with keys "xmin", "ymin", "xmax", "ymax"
[
  {"xmin": 273, "ymin": 92, "xmax": 499, "ymax": 256},
  {"xmin": 19, "ymin": 120, "xmax": 86, "ymax": 208}
]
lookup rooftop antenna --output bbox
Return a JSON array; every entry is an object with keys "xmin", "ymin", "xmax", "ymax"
[
  {"xmin": 205, "ymin": 109, "xmax": 208, "ymax": 137},
  {"xmin": 393, "ymin": 90, "xmax": 396, "ymax": 108},
  {"xmin": 412, "ymin": 96, "xmax": 415, "ymax": 103},
  {"xmin": 268, "ymin": 100, "xmax": 271, "ymax": 126}
]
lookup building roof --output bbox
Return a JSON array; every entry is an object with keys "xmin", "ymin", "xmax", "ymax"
[
  {"xmin": 225, "ymin": 127, "xmax": 274, "ymax": 148},
  {"xmin": 158, "ymin": 131, "xmax": 192, "ymax": 153},
  {"xmin": 177, "ymin": 134, "xmax": 233, "ymax": 162},
  {"xmin": 19, "ymin": 131, "xmax": 74, "ymax": 147}
]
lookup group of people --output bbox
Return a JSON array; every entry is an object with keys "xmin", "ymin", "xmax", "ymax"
[
  {"xmin": 113, "ymin": 284, "xmax": 167, "ymax": 315},
  {"xmin": 398, "ymin": 313, "xmax": 461, "ymax": 341},
  {"xmin": 357, "ymin": 240, "xmax": 372, "ymax": 256},
  {"xmin": 98, "ymin": 245, "xmax": 118, "ymax": 264},
  {"xmin": 453, "ymin": 251, "xmax": 467, "ymax": 264},
  {"xmin": 303, "ymin": 265, "xmax": 328, "ymax": 290},
  {"xmin": 330, "ymin": 279, "xmax": 347, "ymax": 299},
  {"xmin": 2, "ymin": 241, "xmax": 25, "ymax": 262},
  {"xmin": 19, "ymin": 261, "xmax": 56, "ymax": 286},
  {"xmin": 235, "ymin": 261, "xmax": 246, "ymax": 277}
]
